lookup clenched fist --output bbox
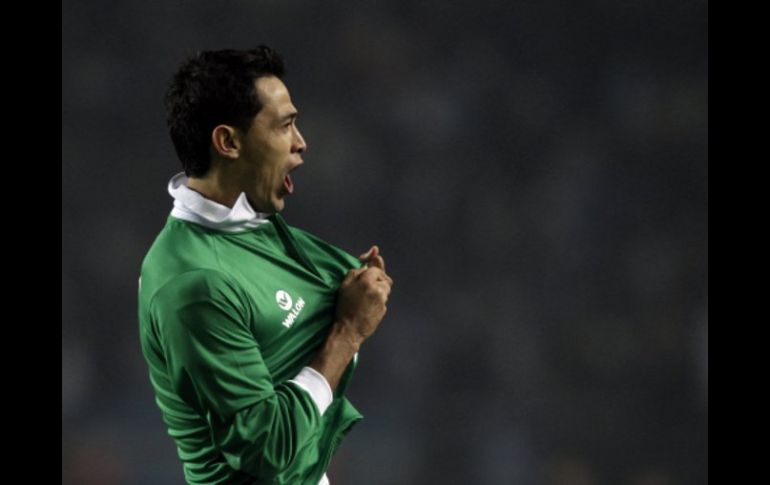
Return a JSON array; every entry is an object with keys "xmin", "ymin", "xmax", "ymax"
[
  {"xmin": 312, "ymin": 246, "xmax": 394, "ymax": 391},
  {"xmin": 335, "ymin": 245, "xmax": 394, "ymax": 344}
]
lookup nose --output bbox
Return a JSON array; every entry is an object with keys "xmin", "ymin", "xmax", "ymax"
[{"xmin": 292, "ymin": 125, "xmax": 307, "ymax": 154}]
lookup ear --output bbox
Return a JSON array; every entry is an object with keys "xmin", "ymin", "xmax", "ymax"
[{"xmin": 211, "ymin": 125, "xmax": 241, "ymax": 159}]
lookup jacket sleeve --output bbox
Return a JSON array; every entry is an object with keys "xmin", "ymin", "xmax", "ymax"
[{"xmin": 150, "ymin": 268, "xmax": 322, "ymax": 481}]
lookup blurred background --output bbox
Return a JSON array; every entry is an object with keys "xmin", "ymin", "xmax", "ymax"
[{"xmin": 62, "ymin": 1, "xmax": 707, "ymax": 484}]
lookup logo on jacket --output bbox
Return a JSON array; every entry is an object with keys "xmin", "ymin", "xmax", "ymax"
[
  {"xmin": 276, "ymin": 290, "xmax": 306, "ymax": 329},
  {"xmin": 276, "ymin": 290, "xmax": 293, "ymax": 310}
]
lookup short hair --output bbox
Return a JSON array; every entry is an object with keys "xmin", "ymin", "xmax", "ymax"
[{"xmin": 164, "ymin": 46, "xmax": 286, "ymax": 177}]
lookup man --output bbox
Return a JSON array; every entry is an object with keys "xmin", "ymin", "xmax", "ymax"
[{"xmin": 138, "ymin": 46, "xmax": 393, "ymax": 485}]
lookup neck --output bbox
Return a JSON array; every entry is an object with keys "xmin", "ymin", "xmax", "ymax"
[{"xmin": 186, "ymin": 169, "xmax": 240, "ymax": 208}]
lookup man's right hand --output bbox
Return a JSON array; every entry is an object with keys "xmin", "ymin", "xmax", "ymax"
[
  {"xmin": 335, "ymin": 246, "xmax": 394, "ymax": 346},
  {"xmin": 311, "ymin": 246, "xmax": 393, "ymax": 392}
]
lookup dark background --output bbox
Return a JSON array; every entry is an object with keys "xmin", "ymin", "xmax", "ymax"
[{"xmin": 62, "ymin": 1, "xmax": 708, "ymax": 483}]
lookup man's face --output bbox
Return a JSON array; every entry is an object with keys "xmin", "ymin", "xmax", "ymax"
[{"xmin": 236, "ymin": 76, "xmax": 306, "ymax": 213}]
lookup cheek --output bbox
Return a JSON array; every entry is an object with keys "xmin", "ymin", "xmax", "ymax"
[
  {"xmin": 259, "ymin": 161, "xmax": 282, "ymax": 189},
  {"xmin": 260, "ymin": 140, "xmax": 286, "ymax": 161}
]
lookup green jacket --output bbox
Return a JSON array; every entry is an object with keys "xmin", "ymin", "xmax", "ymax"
[{"xmin": 138, "ymin": 213, "xmax": 363, "ymax": 484}]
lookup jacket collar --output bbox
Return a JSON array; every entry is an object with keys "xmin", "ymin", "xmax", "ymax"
[{"xmin": 167, "ymin": 172, "xmax": 270, "ymax": 232}]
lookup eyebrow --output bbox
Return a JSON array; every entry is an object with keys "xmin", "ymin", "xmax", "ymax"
[{"xmin": 277, "ymin": 112, "xmax": 298, "ymax": 124}]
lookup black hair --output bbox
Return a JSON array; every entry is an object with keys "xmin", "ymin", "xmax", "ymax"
[{"xmin": 164, "ymin": 46, "xmax": 286, "ymax": 177}]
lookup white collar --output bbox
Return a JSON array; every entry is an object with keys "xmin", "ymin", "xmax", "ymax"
[{"xmin": 167, "ymin": 172, "xmax": 271, "ymax": 232}]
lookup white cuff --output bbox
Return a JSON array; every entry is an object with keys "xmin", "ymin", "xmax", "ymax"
[
  {"xmin": 318, "ymin": 473, "xmax": 330, "ymax": 485},
  {"xmin": 289, "ymin": 367, "xmax": 333, "ymax": 415}
]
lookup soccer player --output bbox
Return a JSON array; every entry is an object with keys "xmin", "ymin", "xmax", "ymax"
[{"xmin": 138, "ymin": 46, "xmax": 393, "ymax": 485}]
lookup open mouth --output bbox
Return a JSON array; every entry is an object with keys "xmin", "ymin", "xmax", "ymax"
[
  {"xmin": 283, "ymin": 172, "xmax": 294, "ymax": 194},
  {"xmin": 283, "ymin": 164, "xmax": 300, "ymax": 195}
]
